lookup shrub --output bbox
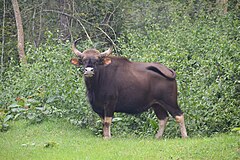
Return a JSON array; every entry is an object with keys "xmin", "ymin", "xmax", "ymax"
[{"xmin": 1, "ymin": 40, "xmax": 98, "ymax": 131}]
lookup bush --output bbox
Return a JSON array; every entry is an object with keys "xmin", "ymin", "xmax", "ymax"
[{"xmin": 1, "ymin": 39, "xmax": 98, "ymax": 131}]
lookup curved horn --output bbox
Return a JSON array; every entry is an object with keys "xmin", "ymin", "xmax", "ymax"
[
  {"xmin": 72, "ymin": 38, "xmax": 83, "ymax": 57},
  {"xmin": 100, "ymin": 47, "xmax": 112, "ymax": 57}
]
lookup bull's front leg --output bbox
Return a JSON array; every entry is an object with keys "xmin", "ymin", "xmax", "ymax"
[
  {"xmin": 103, "ymin": 117, "xmax": 112, "ymax": 139},
  {"xmin": 102, "ymin": 98, "xmax": 116, "ymax": 139}
]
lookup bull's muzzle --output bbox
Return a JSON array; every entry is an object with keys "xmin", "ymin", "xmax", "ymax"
[{"xmin": 84, "ymin": 67, "xmax": 94, "ymax": 77}]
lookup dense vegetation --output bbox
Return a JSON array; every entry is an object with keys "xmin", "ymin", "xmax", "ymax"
[{"xmin": 0, "ymin": 1, "xmax": 239, "ymax": 138}]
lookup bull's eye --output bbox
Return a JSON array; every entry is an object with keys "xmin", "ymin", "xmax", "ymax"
[
  {"xmin": 78, "ymin": 58, "xmax": 83, "ymax": 65},
  {"xmin": 98, "ymin": 58, "xmax": 104, "ymax": 65}
]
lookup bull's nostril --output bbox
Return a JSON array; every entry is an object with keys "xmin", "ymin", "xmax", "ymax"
[{"xmin": 84, "ymin": 67, "xmax": 94, "ymax": 74}]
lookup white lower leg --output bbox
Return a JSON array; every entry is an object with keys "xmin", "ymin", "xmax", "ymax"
[
  {"xmin": 175, "ymin": 115, "xmax": 188, "ymax": 138},
  {"xmin": 103, "ymin": 117, "xmax": 112, "ymax": 139},
  {"xmin": 155, "ymin": 117, "xmax": 168, "ymax": 139}
]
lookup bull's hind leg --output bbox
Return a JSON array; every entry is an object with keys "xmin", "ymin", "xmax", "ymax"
[
  {"xmin": 175, "ymin": 114, "xmax": 188, "ymax": 138},
  {"xmin": 153, "ymin": 105, "xmax": 169, "ymax": 139},
  {"xmin": 158, "ymin": 101, "xmax": 188, "ymax": 138}
]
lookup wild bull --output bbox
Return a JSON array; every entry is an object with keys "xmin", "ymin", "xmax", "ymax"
[{"xmin": 70, "ymin": 38, "xmax": 188, "ymax": 139}]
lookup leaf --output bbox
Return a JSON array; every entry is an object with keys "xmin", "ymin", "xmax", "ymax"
[
  {"xmin": 43, "ymin": 110, "xmax": 50, "ymax": 115},
  {"xmin": 36, "ymin": 107, "xmax": 44, "ymax": 111},
  {"xmin": 17, "ymin": 99, "xmax": 25, "ymax": 107},
  {"xmin": 8, "ymin": 103, "xmax": 21, "ymax": 109},
  {"xmin": 46, "ymin": 96, "xmax": 61, "ymax": 103},
  {"xmin": 11, "ymin": 108, "xmax": 27, "ymax": 112},
  {"xmin": 14, "ymin": 113, "xmax": 21, "ymax": 120},
  {"xmin": 148, "ymin": 118, "xmax": 158, "ymax": 130},
  {"xmin": 25, "ymin": 103, "xmax": 31, "ymax": 107},
  {"xmin": 231, "ymin": 127, "xmax": 240, "ymax": 131},
  {"xmin": 1, "ymin": 123, "xmax": 9, "ymax": 130},
  {"xmin": 27, "ymin": 113, "xmax": 36, "ymax": 120},
  {"xmin": 112, "ymin": 117, "xmax": 122, "ymax": 122},
  {"xmin": 3, "ymin": 115, "xmax": 13, "ymax": 123},
  {"xmin": 27, "ymin": 99, "xmax": 40, "ymax": 105}
]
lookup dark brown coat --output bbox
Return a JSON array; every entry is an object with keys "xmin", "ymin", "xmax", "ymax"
[{"xmin": 71, "ymin": 39, "xmax": 188, "ymax": 139}]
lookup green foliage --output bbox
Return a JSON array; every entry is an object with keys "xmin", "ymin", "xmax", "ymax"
[
  {"xmin": 232, "ymin": 127, "xmax": 240, "ymax": 134},
  {"xmin": 1, "ymin": 39, "xmax": 97, "ymax": 131},
  {"xmin": 0, "ymin": 110, "xmax": 11, "ymax": 132}
]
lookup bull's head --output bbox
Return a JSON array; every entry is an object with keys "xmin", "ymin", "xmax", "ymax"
[{"xmin": 71, "ymin": 38, "xmax": 112, "ymax": 78}]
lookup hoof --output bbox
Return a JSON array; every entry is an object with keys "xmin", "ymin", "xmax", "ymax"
[
  {"xmin": 103, "ymin": 136, "xmax": 111, "ymax": 140},
  {"xmin": 155, "ymin": 134, "xmax": 162, "ymax": 139}
]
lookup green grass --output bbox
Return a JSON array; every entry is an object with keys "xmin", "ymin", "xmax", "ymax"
[{"xmin": 0, "ymin": 119, "xmax": 239, "ymax": 160}]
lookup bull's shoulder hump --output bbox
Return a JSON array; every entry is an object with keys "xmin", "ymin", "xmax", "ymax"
[{"xmin": 110, "ymin": 56, "xmax": 130, "ymax": 62}]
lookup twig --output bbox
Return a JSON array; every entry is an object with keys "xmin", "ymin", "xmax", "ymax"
[
  {"xmin": 43, "ymin": 9, "xmax": 93, "ymax": 45},
  {"xmin": 32, "ymin": 6, "xmax": 36, "ymax": 46},
  {"xmin": 106, "ymin": 0, "xmax": 122, "ymax": 25},
  {"xmin": 43, "ymin": 9, "xmax": 117, "ymax": 49},
  {"xmin": 96, "ymin": 26, "xmax": 116, "ymax": 50}
]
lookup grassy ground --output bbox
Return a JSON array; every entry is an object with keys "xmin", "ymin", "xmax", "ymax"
[{"xmin": 0, "ymin": 119, "xmax": 239, "ymax": 160}]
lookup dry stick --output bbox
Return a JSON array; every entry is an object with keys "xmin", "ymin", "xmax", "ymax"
[
  {"xmin": 100, "ymin": 24, "xmax": 117, "ymax": 42},
  {"xmin": 106, "ymin": 0, "xmax": 122, "ymax": 27},
  {"xmin": 96, "ymin": 26, "xmax": 116, "ymax": 50},
  {"xmin": 43, "ymin": 9, "xmax": 117, "ymax": 49},
  {"xmin": 32, "ymin": 7, "xmax": 36, "ymax": 47},
  {"xmin": 98, "ymin": 1, "xmax": 122, "ymax": 52}
]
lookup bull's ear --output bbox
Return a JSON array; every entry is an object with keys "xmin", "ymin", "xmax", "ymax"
[
  {"xmin": 103, "ymin": 57, "xmax": 111, "ymax": 66},
  {"xmin": 70, "ymin": 58, "xmax": 80, "ymax": 67}
]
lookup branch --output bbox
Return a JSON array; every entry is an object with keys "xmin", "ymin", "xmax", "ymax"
[
  {"xmin": 43, "ymin": 9, "xmax": 93, "ymax": 44},
  {"xmin": 43, "ymin": 9, "xmax": 117, "ymax": 49},
  {"xmin": 96, "ymin": 26, "xmax": 116, "ymax": 50},
  {"xmin": 105, "ymin": 0, "xmax": 122, "ymax": 25},
  {"xmin": 32, "ymin": 6, "xmax": 36, "ymax": 46}
]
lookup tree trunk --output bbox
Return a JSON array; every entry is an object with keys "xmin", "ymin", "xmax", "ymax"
[
  {"xmin": 216, "ymin": 0, "xmax": 228, "ymax": 14},
  {"xmin": 1, "ymin": 0, "xmax": 6, "ymax": 79},
  {"xmin": 11, "ymin": 0, "xmax": 26, "ymax": 63}
]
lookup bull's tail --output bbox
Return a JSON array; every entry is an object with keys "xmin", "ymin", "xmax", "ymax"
[{"xmin": 146, "ymin": 63, "xmax": 176, "ymax": 80}]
